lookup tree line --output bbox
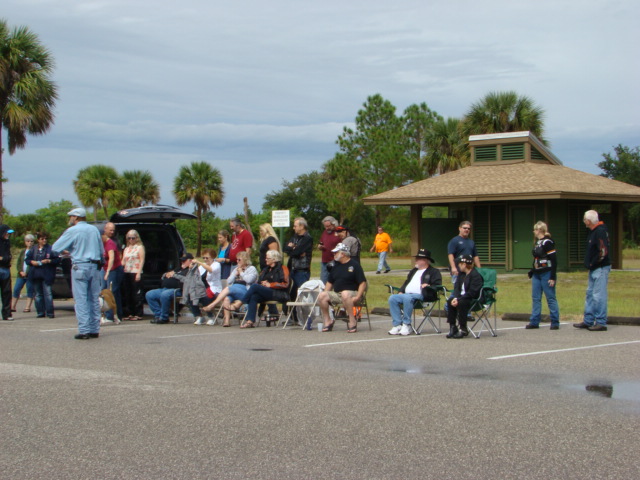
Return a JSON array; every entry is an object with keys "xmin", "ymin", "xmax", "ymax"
[{"xmin": 3, "ymin": 18, "xmax": 639, "ymax": 250}]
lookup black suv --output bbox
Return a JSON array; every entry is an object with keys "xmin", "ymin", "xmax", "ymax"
[{"xmin": 52, "ymin": 205, "xmax": 196, "ymax": 298}]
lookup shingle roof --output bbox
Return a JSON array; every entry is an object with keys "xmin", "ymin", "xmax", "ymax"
[{"xmin": 364, "ymin": 162, "xmax": 640, "ymax": 205}]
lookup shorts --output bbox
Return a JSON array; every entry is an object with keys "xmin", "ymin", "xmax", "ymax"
[{"xmin": 327, "ymin": 290, "xmax": 358, "ymax": 305}]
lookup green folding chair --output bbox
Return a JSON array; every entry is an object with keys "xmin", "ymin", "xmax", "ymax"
[{"xmin": 468, "ymin": 268, "xmax": 498, "ymax": 338}]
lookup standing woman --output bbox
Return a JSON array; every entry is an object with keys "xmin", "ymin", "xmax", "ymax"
[
  {"xmin": 11, "ymin": 234, "xmax": 35, "ymax": 313},
  {"xmin": 215, "ymin": 229, "xmax": 232, "ymax": 280},
  {"xmin": 526, "ymin": 221, "xmax": 560, "ymax": 330},
  {"xmin": 258, "ymin": 223, "xmax": 280, "ymax": 270},
  {"xmin": 122, "ymin": 229, "xmax": 145, "ymax": 320},
  {"xmin": 25, "ymin": 232, "xmax": 59, "ymax": 318}
]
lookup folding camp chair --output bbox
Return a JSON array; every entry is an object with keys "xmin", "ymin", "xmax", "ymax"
[
  {"xmin": 385, "ymin": 284, "xmax": 448, "ymax": 334},
  {"xmin": 280, "ymin": 279, "xmax": 324, "ymax": 329},
  {"xmin": 468, "ymin": 268, "xmax": 498, "ymax": 338}
]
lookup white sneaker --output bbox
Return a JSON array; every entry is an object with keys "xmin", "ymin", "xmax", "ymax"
[
  {"xmin": 400, "ymin": 324, "xmax": 411, "ymax": 336},
  {"xmin": 388, "ymin": 325, "xmax": 402, "ymax": 335},
  {"xmin": 206, "ymin": 318, "xmax": 215, "ymax": 326},
  {"xmin": 193, "ymin": 317, "xmax": 205, "ymax": 325}
]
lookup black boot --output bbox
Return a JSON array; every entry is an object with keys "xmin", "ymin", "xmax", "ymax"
[
  {"xmin": 453, "ymin": 323, "xmax": 468, "ymax": 339},
  {"xmin": 446, "ymin": 324, "xmax": 458, "ymax": 339}
]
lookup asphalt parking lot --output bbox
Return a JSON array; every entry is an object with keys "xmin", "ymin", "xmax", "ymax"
[{"xmin": 1, "ymin": 301, "xmax": 639, "ymax": 479}]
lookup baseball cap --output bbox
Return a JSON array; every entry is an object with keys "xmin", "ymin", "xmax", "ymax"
[
  {"xmin": 67, "ymin": 207, "xmax": 87, "ymax": 217},
  {"xmin": 456, "ymin": 254, "xmax": 474, "ymax": 264},
  {"xmin": 180, "ymin": 253, "xmax": 194, "ymax": 261},
  {"xmin": 331, "ymin": 243, "xmax": 350, "ymax": 254}
]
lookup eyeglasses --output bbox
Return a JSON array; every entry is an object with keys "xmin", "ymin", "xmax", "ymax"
[
  {"xmin": 461, "ymin": 227, "xmax": 471, "ymax": 230},
  {"xmin": 202, "ymin": 257, "xmax": 210, "ymax": 260}
]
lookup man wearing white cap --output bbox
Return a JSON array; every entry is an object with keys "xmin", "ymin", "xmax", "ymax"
[
  {"xmin": 52, "ymin": 208, "xmax": 104, "ymax": 339},
  {"xmin": 317, "ymin": 242, "xmax": 366, "ymax": 333}
]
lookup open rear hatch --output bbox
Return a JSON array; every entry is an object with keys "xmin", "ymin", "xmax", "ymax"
[{"xmin": 110, "ymin": 205, "xmax": 196, "ymax": 223}]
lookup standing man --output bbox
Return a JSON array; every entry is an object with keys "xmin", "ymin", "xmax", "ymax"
[
  {"xmin": 52, "ymin": 208, "xmax": 104, "ymax": 340},
  {"xmin": 283, "ymin": 217, "xmax": 313, "ymax": 324},
  {"xmin": 370, "ymin": 225, "xmax": 393, "ymax": 274},
  {"xmin": 574, "ymin": 210, "xmax": 611, "ymax": 332},
  {"xmin": 103, "ymin": 222, "xmax": 123, "ymax": 322},
  {"xmin": 318, "ymin": 216, "xmax": 340, "ymax": 284},
  {"xmin": 388, "ymin": 249, "xmax": 441, "ymax": 336},
  {"xmin": 0, "ymin": 224, "xmax": 15, "ymax": 321},
  {"xmin": 229, "ymin": 218, "xmax": 253, "ymax": 267},
  {"xmin": 318, "ymin": 243, "xmax": 367, "ymax": 333},
  {"xmin": 447, "ymin": 221, "xmax": 481, "ymax": 285}
]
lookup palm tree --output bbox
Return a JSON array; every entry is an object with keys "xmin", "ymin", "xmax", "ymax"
[
  {"xmin": 461, "ymin": 91, "xmax": 546, "ymax": 143},
  {"xmin": 173, "ymin": 161, "xmax": 224, "ymax": 256},
  {"xmin": 423, "ymin": 117, "xmax": 470, "ymax": 175},
  {"xmin": 0, "ymin": 19, "xmax": 58, "ymax": 218},
  {"xmin": 119, "ymin": 170, "xmax": 160, "ymax": 208},
  {"xmin": 73, "ymin": 165, "xmax": 125, "ymax": 221}
]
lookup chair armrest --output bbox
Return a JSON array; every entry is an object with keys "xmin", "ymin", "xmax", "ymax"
[
  {"xmin": 427, "ymin": 285, "xmax": 448, "ymax": 296},
  {"xmin": 385, "ymin": 284, "xmax": 401, "ymax": 294}
]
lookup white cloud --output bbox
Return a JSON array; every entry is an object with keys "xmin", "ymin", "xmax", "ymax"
[{"xmin": 3, "ymin": 0, "xmax": 639, "ymax": 219}]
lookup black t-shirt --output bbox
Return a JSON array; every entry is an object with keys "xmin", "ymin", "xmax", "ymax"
[{"xmin": 328, "ymin": 259, "xmax": 366, "ymax": 292}]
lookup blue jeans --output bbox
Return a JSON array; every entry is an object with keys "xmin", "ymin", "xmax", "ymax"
[
  {"xmin": 71, "ymin": 264, "xmax": 102, "ymax": 335},
  {"xmin": 388, "ymin": 293, "xmax": 423, "ymax": 326},
  {"xmin": 13, "ymin": 276, "xmax": 34, "ymax": 299},
  {"xmin": 320, "ymin": 263, "xmax": 330, "ymax": 284},
  {"xmin": 584, "ymin": 265, "xmax": 610, "ymax": 326},
  {"xmin": 242, "ymin": 284, "xmax": 281, "ymax": 322},
  {"xmin": 377, "ymin": 251, "xmax": 390, "ymax": 272},
  {"xmin": 529, "ymin": 270, "xmax": 559, "ymax": 326},
  {"xmin": 290, "ymin": 270, "xmax": 310, "ymax": 322},
  {"xmin": 146, "ymin": 288, "xmax": 180, "ymax": 321},
  {"xmin": 227, "ymin": 283, "xmax": 248, "ymax": 302},
  {"xmin": 33, "ymin": 279, "xmax": 55, "ymax": 317},
  {"xmin": 103, "ymin": 265, "xmax": 124, "ymax": 320}
]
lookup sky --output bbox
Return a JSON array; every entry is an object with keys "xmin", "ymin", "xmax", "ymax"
[{"xmin": 3, "ymin": 0, "xmax": 639, "ymax": 219}]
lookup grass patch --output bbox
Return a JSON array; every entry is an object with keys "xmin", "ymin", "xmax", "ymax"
[{"xmin": 324, "ymin": 255, "xmax": 640, "ymax": 319}]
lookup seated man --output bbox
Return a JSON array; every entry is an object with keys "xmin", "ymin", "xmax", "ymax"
[
  {"xmin": 388, "ymin": 248, "xmax": 442, "ymax": 336},
  {"xmin": 446, "ymin": 254, "xmax": 483, "ymax": 339},
  {"xmin": 145, "ymin": 254, "xmax": 194, "ymax": 324},
  {"xmin": 318, "ymin": 243, "xmax": 366, "ymax": 333}
]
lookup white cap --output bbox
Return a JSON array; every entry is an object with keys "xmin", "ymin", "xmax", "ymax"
[
  {"xmin": 331, "ymin": 243, "xmax": 350, "ymax": 254},
  {"xmin": 67, "ymin": 207, "xmax": 87, "ymax": 217}
]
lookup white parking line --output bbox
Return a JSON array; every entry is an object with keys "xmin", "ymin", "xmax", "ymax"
[
  {"xmin": 305, "ymin": 332, "xmax": 441, "ymax": 347},
  {"xmin": 488, "ymin": 340, "xmax": 640, "ymax": 360}
]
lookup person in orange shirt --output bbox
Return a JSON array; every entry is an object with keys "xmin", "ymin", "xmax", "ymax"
[{"xmin": 370, "ymin": 226, "xmax": 393, "ymax": 274}]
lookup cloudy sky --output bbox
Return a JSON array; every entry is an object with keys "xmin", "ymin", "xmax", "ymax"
[{"xmin": 4, "ymin": 0, "xmax": 639, "ymax": 218}]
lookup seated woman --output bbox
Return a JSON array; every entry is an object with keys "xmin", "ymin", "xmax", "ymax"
[
  {"xmin": 191, "ymin": 248, "xmax": 223, "ymax": 325},
  {"xmin": 202, "ymin": 251, "xmax": 257, "ymax": 326},
  {"xmin": 239, "ymin": 250, "xmax": 290, "ymax": 328}
]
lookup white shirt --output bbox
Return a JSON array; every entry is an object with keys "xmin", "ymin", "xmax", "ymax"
[
  {"xmin": 405, "ymin": 268, "xmax": 426, "ymax": 294},
  {"xmin": 200, "ymin": 263, "xmax": 223, "ymax": 294}
]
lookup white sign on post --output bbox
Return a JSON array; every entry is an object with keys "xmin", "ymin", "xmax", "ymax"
[{"xmin": 272, "ymin": 210, "xmax": 290, "ymax": 228}]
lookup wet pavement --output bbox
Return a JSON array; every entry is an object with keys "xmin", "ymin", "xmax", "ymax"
[{"xmin": 1, "ymin": 300, "xmax": 639, "ymax": 479}]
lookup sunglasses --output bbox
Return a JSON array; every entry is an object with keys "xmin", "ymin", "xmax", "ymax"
[
  {"xmin": 202, "ymin": 257, "xmax": 210, "ymax": 260},
  {"xmin": 127, "ymin": 236, "xmax": 137, "ymax": 240}
]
